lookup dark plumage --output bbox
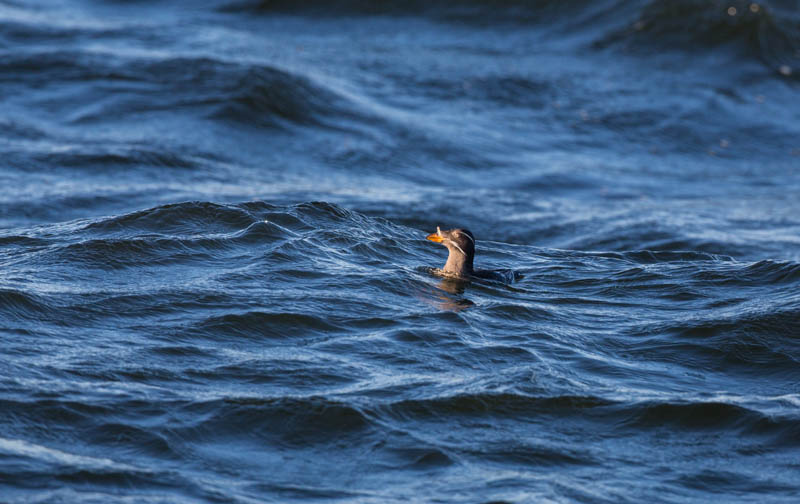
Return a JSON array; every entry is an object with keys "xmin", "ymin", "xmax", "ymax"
[
  {"xmin": 426, "ymin": 226, "xmax": 514, "ymax": 281},
  {"xmin": 426, "ymin": 226, "xmax": 475, "ymax": 277}
]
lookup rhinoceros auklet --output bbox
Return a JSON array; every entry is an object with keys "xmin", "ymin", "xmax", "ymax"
[{"xmin": 426, "ymin": 226, "xmax": 515, "ymax": 281}]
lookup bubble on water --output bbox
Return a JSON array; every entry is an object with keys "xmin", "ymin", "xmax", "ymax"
[
  {"xmin": 749, "ymin": 3, "xmax": 760, "ymax": 13},
  {"xmin": 778, "ymin": 65, "xmax": 792, "ymax": 76},
  {"xmin": 727, "ymin": 6, "xmax": 738, "ymax": 16}
]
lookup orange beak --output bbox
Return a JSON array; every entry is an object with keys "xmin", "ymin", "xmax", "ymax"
[{"xmin": 426, "ymin": 226, "xmax": 444, "ymax": 243}]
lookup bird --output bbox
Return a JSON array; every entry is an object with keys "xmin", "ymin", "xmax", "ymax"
[{"xmin": 425, "ymin": 226, "xmax": 517, "ymax": 282}]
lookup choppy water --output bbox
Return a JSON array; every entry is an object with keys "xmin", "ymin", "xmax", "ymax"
[{"xmin": 2, "ymin": 1, "xmax": 800, "ymax": 502}]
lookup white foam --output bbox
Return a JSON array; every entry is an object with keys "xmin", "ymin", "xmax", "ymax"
[{"xmin": 0, "ymin": 437, "xmax": 137, "ymax": 472}]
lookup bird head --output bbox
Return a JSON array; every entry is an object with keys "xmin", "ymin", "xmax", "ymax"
[{"xmin": 426, "ymin": 226, "xmax": 475, "ymax": 259}]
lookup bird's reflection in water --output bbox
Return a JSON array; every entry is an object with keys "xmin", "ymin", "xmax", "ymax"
[
  {"xmin": 417, "ymin": 274, "xmax": 474, "ymax": 312},
  {"xmin": 437, "ymin": 276, "xmax": 469, "ymax": 295}
]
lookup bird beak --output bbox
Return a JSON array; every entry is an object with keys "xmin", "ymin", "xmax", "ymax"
[{"xmin": 426, "ymin": 226, "xmax": 444, "ymax": 243}]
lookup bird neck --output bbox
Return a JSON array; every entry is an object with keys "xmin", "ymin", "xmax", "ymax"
[{"xmin": 443, "ymin": 249, "xmax": 474, "ymax": 277}]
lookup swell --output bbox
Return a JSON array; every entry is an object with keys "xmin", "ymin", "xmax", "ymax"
[
  {"xmin": 175, "ymin": 396, "xmax": 372, "ymax": 445},
  {"xmin": 50, "ymin": 236, "xmax": 238, "ymax": 270},
  {"xmin": 6, "ymin": 200, "xmax": 418, "ymax": 275},
  {"xmin": 0, "ymin": 51, "xmax": 372, "ymax": 130},
  {"xmin": 218, "ymin": 0, "xmax": 595, "ymax": 23},
  {"xmin": 51, "ymin": 221, "xmax": 300, "ymax": 269},
  {"xmin": 693, "ymin": 259, "xmax": 800, "ymax": 285},
  {"xmin": 33, "ymin": 202, "xmax": 310, "ymax": 269},
  {"xmin": 27, "ymin": 146, "xmax": 204, "ymax": 172},
  {"xmin": 563, "ymin": 222, "xmax": 760, "ymax": 259},
  {"xmin": 4, "ymin": 393, "xmax": 799, "ymax": 466},
  {"xmin": 619, "ymin": 399, "xmax": 800, "ymax": 445},
  {"xmin": 595, "ymin": 0, "xmax": 800, "ymax": 74},
  {"xmin": 200, "ymin": 61, "xmax": 366, "ymax": 130},
  {"xmin": 375, "ymin": 393, "xmax": 614, "ymax": 420},
  {"xmin": 190, "ymin": 311, "xmax": 344, "ymax": 340},
  {"xmin": 220, "ymin": 0, "xmax": 800, "ymax": 73},
  {"xmin": 630, "ymin": 304, "xmax": 800, "ymax": 372},
  {"xmin": 82, "ymin": 201, "xmax": 260, "ymax": 236},
  {"xmin": 77, "ymin": 200, "xmax": 406, "ymax": 247},
  {"xmin": 378, "ymin": 70, "xmax": 558, "ymax": 110},
  {"xmin": 373, "ymin": 392, "xmax": 800, "ymax": 446},
  {"xmin": 600, "ymin": 249, "xmax": 733, "ymax": 264},
  {"xmin": 0, "ymin": 118, "xmax": 46, "ymax": 140},
  {"xmin": 0, "ymin": 288, "xmax": 54, "ymax": 322}
]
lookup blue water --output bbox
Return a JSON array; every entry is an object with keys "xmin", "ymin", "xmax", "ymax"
[{"xmin": 2, "ymin": 1, "xmax": 800, "ymax": 502}]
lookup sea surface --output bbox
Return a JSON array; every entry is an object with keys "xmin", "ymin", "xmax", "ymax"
[{"xmin": 2, "ymin": 1, "xmax": 800, "ymax": 502}]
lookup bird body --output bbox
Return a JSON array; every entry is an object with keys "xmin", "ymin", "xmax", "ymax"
[
  {"xmin": 426, "ymin": 226, "xmax": 516, "ymax": 282},
  {"xmin": 426, "ymin": 226, "xmax": 475, "ymax": 277}
]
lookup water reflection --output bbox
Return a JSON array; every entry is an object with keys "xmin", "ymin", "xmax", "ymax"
[{"xmin": 417, "ymin": 275, "xmax": 474, "ymax": 312}]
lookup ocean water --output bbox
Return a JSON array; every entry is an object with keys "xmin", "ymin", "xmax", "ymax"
[{"xmin": 1, "ymin": 1, "xmax": 800, "ymax": 502}]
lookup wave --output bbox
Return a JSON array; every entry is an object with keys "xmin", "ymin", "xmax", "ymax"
[
  {"xmin": 727, "ymin": 259, "xmax": 800, "ymax": 284},
  {"xmin": 138, "ymin": 56, "xmax": 372, "ymax": 131},
  {"xmin": 379, "ymin": 71, "xmax": 557, "ymax": 110},
  {"xmin": 0, "ymin": 235, "xmax": 51, "ymax": 248},
  {"xmin": 374, "ymin": 391, "xmax": 800, "ymax": 445},
  {"xmin": 176, "ymin": 396, "xmax": 372, "ymax": 444},
  {"xmin": 204, "ymin": 64, "xmax": 366, "ymax": 131},
  {"xmin": 377, "ymin": 392, "xmax": 614, "ymax": 419},
  {"xmin": 83, "ymin": 201, "xmax": 260, "ymax": 236},
  {"xmin": 52, "ymin": 237, "xmax": 222, "ymax": 269},
  {"xmin": 49, "ymin": 223, "xmax": 299, "ymax": 269},
  {"xmin": 595, "ymin": 249, "xmax": 734, "ymax": 263},
  {"xmin": 620, "ymin": 399, "xmax": 800, "ymax": 445},
  {"xmin": 595, "ymin": 0, "xmax": 800, "ymax": 73},
  {"xmin": 630, "ymin": 304, "xmax": 800, "ymax": 371},
  {"xmin": 13, "ymin": 202, "xmax": 274, "ymax": 269},
  {"xmin": 5, "ymin": 197, "xmax": 390, "ymax": 245},
  {"xmin": 29, "ymin": 146, "xmax": 201, "ymax": 171},
  {"xmin": 0, "ymin": 288, "xmax": 53, "ymax": 322},
  {"xmin": 0, "ymin": 434, "xmax": 177, "ymax": 496},
  {"xmin": 687, "ymin": 259, "xmax": 800, "ymax": 287},
  {"xmin": 192, "ymin": 311, "xmax": 343, "ymax": 339},
  {"xmin": 76, "ymin": 200, "xmax": 405, "ymax": 248},
  {"xmin": 219, "ymin": 0, "xmax": 800, "ymax": 74},
  {"xmin": 0, "ymin": 50, "xmax": 370, "ymax": 130},
  {"xmin": 216, "ymin": 0, "xmax": 593, "ymax": 20},
  {"xmin": 5, "ymin": 391, "xmax": 799, "ymax": 456},
  {"xmin": 0, "ymin": 118, "xmax": 46, "ymax": 140},
  {"xmin": 565, "ymin": 224, "xmax": 756, "ymax": 259}
]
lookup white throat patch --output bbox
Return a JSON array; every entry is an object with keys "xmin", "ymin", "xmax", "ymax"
[{"xmin": 449, "ymin": 241, "xmax": 467, "ymax": 257}]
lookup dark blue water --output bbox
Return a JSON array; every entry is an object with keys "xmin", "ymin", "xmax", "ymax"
[{"xmin": 2, "ymin": 1, "xmax": 800, "ymax": 502}]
